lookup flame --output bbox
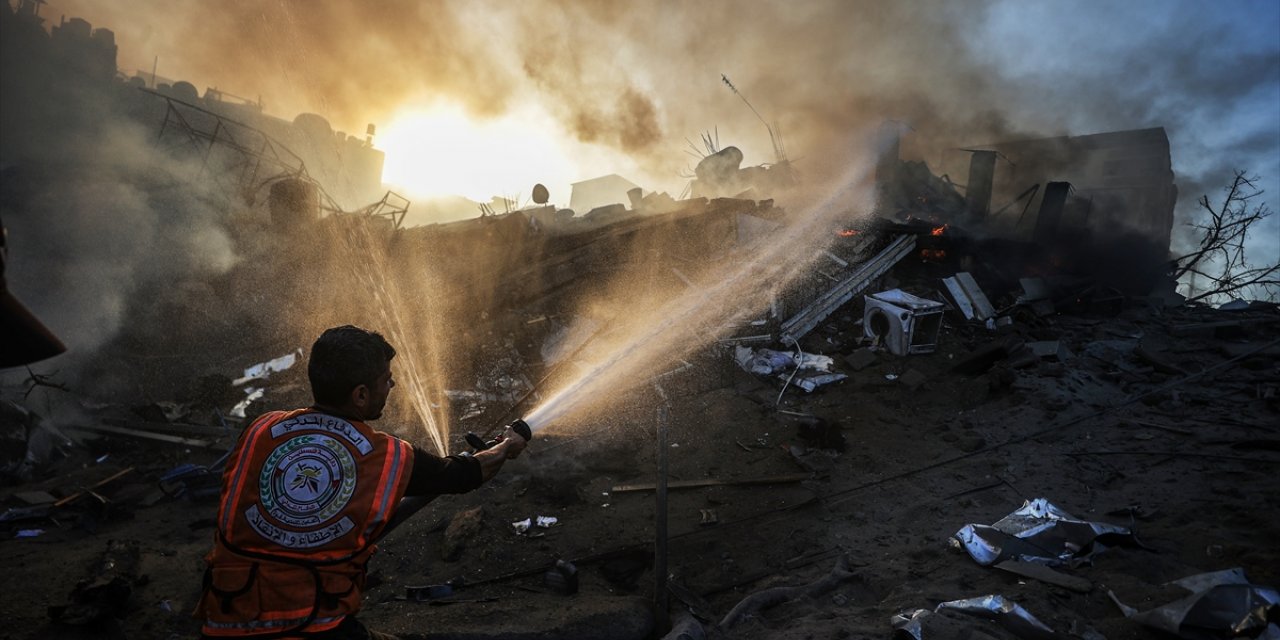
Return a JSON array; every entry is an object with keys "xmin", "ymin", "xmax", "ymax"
[
  {"xmin": 837, "ymin": 229, "xmax": 860, "ymax": 237},
  {"xmin": 930, "ymin": 224, "xmax": 948, "ymax": 236}
]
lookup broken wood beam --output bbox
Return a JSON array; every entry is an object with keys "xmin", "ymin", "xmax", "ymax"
[
  {"xmin": 611, "ymin": 473, "xmax": 811, "ymax": 493},
  {"xmin": 53, "ymin": 467, "xmax": 135, "ymax": 508},
  {"xmin": 66, "ymin": 423, "xmax": 218, "ymax": 448},
  {"xmin": 103, "ymin": 418, "xmax": 239, "ymax": 439}
]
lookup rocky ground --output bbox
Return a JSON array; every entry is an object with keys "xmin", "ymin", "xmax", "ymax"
[{"xmin": 2, "ymin": 298, "xmax": 1277, "ymax": 640}]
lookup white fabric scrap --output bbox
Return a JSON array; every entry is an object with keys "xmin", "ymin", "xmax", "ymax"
[
  {"xmin": 230, "ymin": 387, "xmax": 265, "ymax": 418},
  {"xmin": 235, "ymin": 349, "xmax": 303, "ymax": 386}
]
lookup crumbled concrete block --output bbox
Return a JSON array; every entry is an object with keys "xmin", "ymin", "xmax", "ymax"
[
  {"xmin": 442, "ymin": 506, "xmax": 484, "ymax": 561},
  {"xmin": 844, "ymin": 348, "xmax": 878, "ymax": 371},
  {"xmin": 900, "ymin": 368, "xmax": 928, "ymax": 391}
]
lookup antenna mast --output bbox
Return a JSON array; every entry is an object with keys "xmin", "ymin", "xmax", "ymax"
[{"xmin": 721, "ymin": 74, "xmax": 785, "ymax": 164}]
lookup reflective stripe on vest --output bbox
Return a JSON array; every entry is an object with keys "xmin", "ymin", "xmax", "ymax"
[{"xmin": 203, "ymin": 613, "xmax": 345, "ymax": 634}]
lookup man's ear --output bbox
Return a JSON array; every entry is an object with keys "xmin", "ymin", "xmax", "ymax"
[{"xmin": 350, "ymin": 384, "xmax": 371, "ymax": 409}]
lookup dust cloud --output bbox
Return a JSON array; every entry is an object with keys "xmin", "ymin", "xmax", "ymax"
[
  {"xmin": 38, "ymin": 1, "xmax": 1067, "ymax": 193},
  {"xmin": 43, "ymin": 1, "xmax": 1278, "ymax": 215},
  {"xmin": 5, "ymin": 0, "xmax": 1276, "ymax": 435}
]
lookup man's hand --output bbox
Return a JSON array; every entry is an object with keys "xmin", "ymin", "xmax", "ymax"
[
  {"xmin": 497, "ymin": 425, "xmax": 528, "ymax": 459},
  {"xmin": 474, "ymin": 426, "xmax": 529, "ymax": 481}
]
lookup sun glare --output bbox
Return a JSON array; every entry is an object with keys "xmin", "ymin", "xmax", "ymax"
[{"xmin": 378, "ymin": 104, "xmax": 581, "ymax": 205}]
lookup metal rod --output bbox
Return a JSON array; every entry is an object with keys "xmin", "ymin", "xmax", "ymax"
[{"xmin": 654, "ymin": 402, "xmax": 670, "ymax": 633}]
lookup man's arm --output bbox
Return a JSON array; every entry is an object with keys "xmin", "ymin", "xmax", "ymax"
[
  {"xmin": 405, "ymin": 424, "xmax": 528, "ymax": 494},
  {"xmin": 405, "ymin": 449, "xmax": 481, "ymax": 496}
]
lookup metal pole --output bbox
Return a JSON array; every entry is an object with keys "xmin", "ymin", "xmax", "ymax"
[{"xmin": 654, "ymin": 402, "xmax": 670, "ymax": 633}]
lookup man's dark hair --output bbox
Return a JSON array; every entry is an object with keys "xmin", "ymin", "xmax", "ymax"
[{"xmin": 308, "ymin": 325, "xmax": 396, "ymax": 406}]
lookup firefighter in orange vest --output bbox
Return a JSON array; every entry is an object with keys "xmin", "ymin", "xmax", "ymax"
[{"xmin": 196, "ymin": 325, "xmax": 527, "ymax": 639}]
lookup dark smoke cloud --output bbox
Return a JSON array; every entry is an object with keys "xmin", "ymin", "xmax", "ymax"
[
  {"xmin": 1, "ymin": 6, "xmax": 239, "ymax": 376},
  {"xmin": 43, "ymin": 0, "xmax": 1037, "ymax": 186},
  {"xmin": 40, "ymin": 1, "xmax": 1272, "ymax": 194},
  {"xmin": 18, "ymin": 0, "xmax": 1280, "ymax": 279},
  {"xmin": 2, "ymin": 120, "xmax": 237, "ymax": 365}
]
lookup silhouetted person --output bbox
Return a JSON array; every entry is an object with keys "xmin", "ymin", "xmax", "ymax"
[{"xmin": 196, "ymin": 325, "xmax": 526, "ymax": 639}]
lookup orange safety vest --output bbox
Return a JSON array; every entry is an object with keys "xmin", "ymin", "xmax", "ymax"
[{"xmin": 196, "ymin": 409, "xmax": 414, "ymax": 637}]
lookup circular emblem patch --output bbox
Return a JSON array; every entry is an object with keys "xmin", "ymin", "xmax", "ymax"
[{"xmin": 259, "ymin": 434, "xmax": 357, "ymax": 528}]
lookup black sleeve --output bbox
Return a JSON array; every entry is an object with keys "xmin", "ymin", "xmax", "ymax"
[{"xmin": 406, "ymin": 446, "xmax": 483, "ymax": 496}]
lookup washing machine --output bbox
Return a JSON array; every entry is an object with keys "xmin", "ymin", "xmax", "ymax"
[{"xmin": 863, "ymin": 289, "xmax": 945, "ymax": 355}]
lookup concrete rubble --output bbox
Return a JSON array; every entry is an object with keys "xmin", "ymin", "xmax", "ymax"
[{"xmin": 1, "ymin": 4, "xmax": 1278, "ymax": 640}]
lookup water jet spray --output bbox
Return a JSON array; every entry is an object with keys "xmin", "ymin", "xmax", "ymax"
[{"xmin": 516, "ymin": 152, "xmax": 884, "ymax": 431}]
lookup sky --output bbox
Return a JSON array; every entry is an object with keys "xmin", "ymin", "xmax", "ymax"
[{"xmin": 24, "ymin": 0, "xmax": 1280, "ymax": 258}]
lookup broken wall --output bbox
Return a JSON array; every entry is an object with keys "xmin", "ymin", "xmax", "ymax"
[{"xmin": 956, "ymin": 127, "xmax": 1178, "ymax": 252}]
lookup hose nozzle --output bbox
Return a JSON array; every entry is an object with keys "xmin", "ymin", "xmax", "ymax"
[{"xmin": 465, "ymin": 418, "xmax": 532, "ymax": 452}]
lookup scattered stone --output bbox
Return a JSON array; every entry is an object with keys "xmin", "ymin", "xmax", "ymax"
[
  {"xmin": 1027, "ymin": 340, "xmax": 1072, "ymax": 361},
  {"xmin": 441, "ymin": 506, "xmax": 485, "ymax": 561},
  {"xmin": 12, "ymin": 490, "xmax": 57, "ymax": 506},
  {"xmin": 952, "ymin": 338, "xmax": 1023, "ymax": 375},
  {"xmin": 844, "ymin": 348, "xmax": 878, "ymax": 371},
  {"xmin": 959, "ymin": 377, "xmax": 991, "ymax": 408},
  {"xmin": 987, "ymin": 367, "xmax": 1015, "ymax": 393},
  {"xmin": 899, "ymin": 368, "xmax": 928, "ymax": 391},
  {"xmin": 1043, "ymin": 393, "xmax": 1071, "ymax": 412},
  {"xmin": 1006, "ymin": 346, "xmax": 1039, "ymax": 368},
  {"xmin": 957, "ymin": 434, "xmax": 986, "ymax": 452},
  {"xmin": 795, "ymin": 416, "xmax": 846, "ymax": 452}
]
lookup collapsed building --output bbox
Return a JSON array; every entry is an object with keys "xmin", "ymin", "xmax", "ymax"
[
  {"xmin": 0, "ymin": 0, "xmax": 1220, "ymax": 477},
  {"xmin": 1, "ymin": 0, "xmax": 385, "ymax": 210},
  {"xmin": 2, "ymin": 4, "xmax": 1278, "ymax": 640}
]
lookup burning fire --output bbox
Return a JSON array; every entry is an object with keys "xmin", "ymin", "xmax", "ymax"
[
  {"xmin": 837, "ymin": 229, "xmax": 860, "ymax": 237},
  {"xmin": 930, "ymin": 224, "xmax": 948, "ymax": 236}
]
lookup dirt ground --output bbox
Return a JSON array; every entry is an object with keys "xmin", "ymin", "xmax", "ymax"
[{"xmin": 2, "ymin": 300, "xmax": 1278, "ymax": 640}]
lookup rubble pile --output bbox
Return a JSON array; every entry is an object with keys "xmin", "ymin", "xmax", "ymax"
[
  {"xmin": 3, "ymin": 5, "xmax": 1278, "ymax": 639},
  {"xmin": 4, "ymin": 170, "xmax": 1277, "ymax": 637}
]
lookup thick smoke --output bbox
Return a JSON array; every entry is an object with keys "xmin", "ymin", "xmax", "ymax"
[
  {"xmin": 1, "ymin": 5, "xmax": 240, "ymax": 380},
  {"xmin": 21, "ymin": 3, "xmax": 1025, "ymax": 170},
  {"xmin": 3, "ymin": 124, "xmax": 236, "ymax": 358},
  {"xmin": 47, "ymin": 1, "xmax": 1276, "ymax": 235},
  {"xmin": 6, "ymin": 0, "xmax": 1278, "ymax": 375}
]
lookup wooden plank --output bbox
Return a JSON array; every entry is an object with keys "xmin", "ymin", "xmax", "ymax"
[
  {"xmin": 611, "ymin": 473, "xmax": 811, "ymax": 493},
  {"xmin": 53, "ymin": 467, "xmax": 135, "ymax": 507},
  {"xmin": 66, "ymin": 423, "xmax": 215, "ymax": 448},
  {"xmin": 954, "ymin": 272, "xmax": 995, "ymax": 320},
  {"xmin": 995, "ymin": 560, "xmax": 1092, "ymax": 593},
  {"xmin": 103, "ymin": 418, "xmax": 239, "ymax": 439}
]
